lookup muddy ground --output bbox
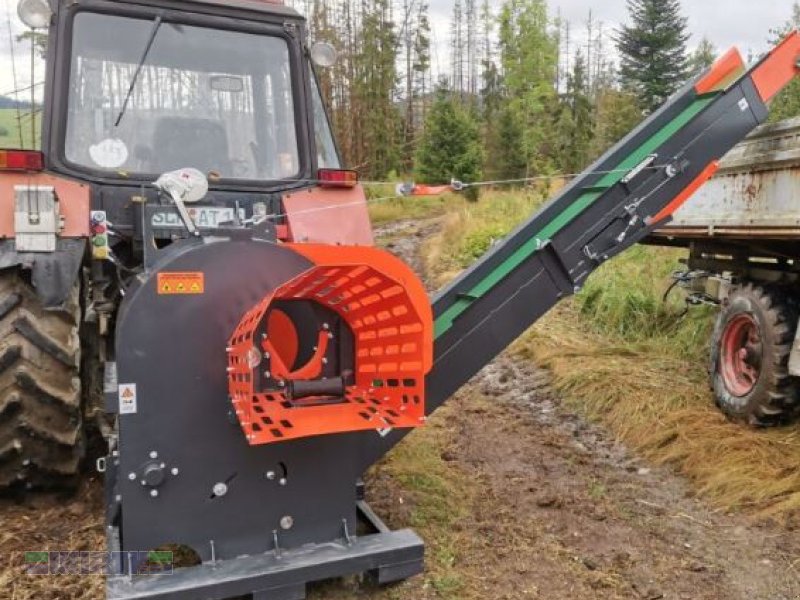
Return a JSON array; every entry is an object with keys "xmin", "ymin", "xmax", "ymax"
[{"xmin": 1, "ymin": 218, "xmax": 798, "ymax": 600}]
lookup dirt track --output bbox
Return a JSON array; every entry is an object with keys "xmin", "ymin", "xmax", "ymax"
[{"xmin": 0, "ymin": 218, "xmax": 799, "ymax": 600}]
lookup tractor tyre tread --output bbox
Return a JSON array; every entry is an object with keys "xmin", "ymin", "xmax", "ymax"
[{"xmin": 0, "ymin": 270, "xmax": 83, "ymax": 489}]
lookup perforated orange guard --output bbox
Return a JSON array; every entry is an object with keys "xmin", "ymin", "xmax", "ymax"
[{"xmin": 227, "ymin": 245, "xmax": 433, "ymax": 445}]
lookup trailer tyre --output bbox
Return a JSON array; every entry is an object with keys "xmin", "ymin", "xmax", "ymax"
[
  {"xmin": 0, "ymin": 270, "xmax": 83, "ymax": 489},
  {"xmin": 709, "ymin": 284, "xmax": 800, "ymax": 426}
]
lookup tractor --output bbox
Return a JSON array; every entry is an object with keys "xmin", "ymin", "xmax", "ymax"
[{"xmin": 1, "ymin": 0, "xmax": 356, "ymax": 490}]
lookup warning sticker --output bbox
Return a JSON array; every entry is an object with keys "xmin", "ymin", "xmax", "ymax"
[
  {"xmin": 157, "ymin": 272, "xmax": 205, "ymax": 295},
  {"xmin": 118, "ymin": 383, "xmax": 138, "ymax": 415}
]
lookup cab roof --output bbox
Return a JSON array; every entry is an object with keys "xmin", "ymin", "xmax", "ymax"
[{"xmin": 183, "ymin": 0, "xmax": 300, "ymax": 18}]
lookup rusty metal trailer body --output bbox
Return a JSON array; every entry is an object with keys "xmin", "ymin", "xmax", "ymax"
[{"xmin": 656, "ymin": 116, "xmax": 800, "ymax": 241}]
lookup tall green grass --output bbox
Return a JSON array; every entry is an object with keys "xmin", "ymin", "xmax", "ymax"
[
  {"xmin": 423, "ymin": 187, "xmax": 550, "ymax": 284},
  {"xmin": 575, "ymin": 244, "xmax": 715, "ymax": 361},
  {"xmin": 424, "ymin": 185, "xmax": 711, "ymax": 362},
  {"xmin": 424, "ymin": 188, "xmax": 800, "ymax": 518},
  {"xmin": 367, "ymin": 193, "xmax": 453, "ymax": 227}
]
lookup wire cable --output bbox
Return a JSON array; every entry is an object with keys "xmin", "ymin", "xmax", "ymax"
[{"xmin": 259, "ymin": 164, "xmax": 671, "ymax": 223}]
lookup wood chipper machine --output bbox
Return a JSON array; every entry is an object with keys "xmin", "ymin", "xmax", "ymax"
[{"xmin": 0, "ymin": 0, "xmax": 799, "ymax": 597}]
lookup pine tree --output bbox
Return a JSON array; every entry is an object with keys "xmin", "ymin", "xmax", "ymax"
[
  {"xmin": 351, "ymin": 0, "xmax": 401, "ymax": 179},
  {"xmin": 497, "ymin": 0, "xmax": 559, "ymax": 175},
  {"xmin": 413, "ymin": 2, "xmax": 432, "ymax": 122},
  {"xmin": 616, "ymin": 0, "xmax": 690, "ymax": 113},
  {"xmin": 689, "ymin": 37, "xmax": 716, "ymax": 76},
  {"xmin": 450, "ymin": 0, "xmax": 465, "ymax": 96},
  {"xmin": 465, "ymin": 0, "xmax": 478, "ymax": 98},
  {"xmin": 415, "ymin": 88, "xmax": 483, "ymax": 200},
  {"xmin": 768, "ymin": 2, "xmax": 800, "ymax": 122},
  {"xmin": 399, "ymin": 0, "xmax": 432, "ymax": 171},
  {"xmin": 486, "ymin": 105, "xmax": 527, "ymax": 181},
  {"xmin": 590, "ymin": 89, "xmax": 641, "ymax": 158},
  {"xmin": 558, "ymin": 52, "xmax": 593, "ymax": 172}
]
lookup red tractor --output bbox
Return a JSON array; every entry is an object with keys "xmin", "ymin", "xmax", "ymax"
[{"xmin": 1, "ymin": 0, "xmax": 379, "ymax": 490}]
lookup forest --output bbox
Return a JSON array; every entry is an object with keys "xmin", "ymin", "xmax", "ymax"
[{"xmin": 288, "ymin": 0, "xmax": 800, "ymax": 189}]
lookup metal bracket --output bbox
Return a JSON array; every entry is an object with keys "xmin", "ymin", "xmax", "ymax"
[
  {"xmin": 107, "ymin": 528, "xmax": 424, "ymax": 600},
  {"xmin": 14, "ymin": 185, "xmax": 63, "ymax": 252}
]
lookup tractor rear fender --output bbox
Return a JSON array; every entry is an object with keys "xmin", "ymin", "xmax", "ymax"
[
  {"xmin": 0, "ymin": 171, "xmax": 91, "ymax": 308},
  {"xmin": 0, "ymin": 239, "xmax": 86, "ymax": 308},
  {"xmin": 281, "ymin": 184, "xmax": 374, "ymax": 246}
]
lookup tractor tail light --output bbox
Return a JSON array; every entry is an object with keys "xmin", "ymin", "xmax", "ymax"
[
  {"xmin": 318, "ymin": 169, "xmax": 358, "ymax": 188},
  {"xmin": 0, "ymin": 150, "xmax": 44, "ymax": 172}
]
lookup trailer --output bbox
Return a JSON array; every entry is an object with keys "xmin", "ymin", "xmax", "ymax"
[{"xmin": 650, "ymin": 117, "xmax": 800, "ymax": 425}]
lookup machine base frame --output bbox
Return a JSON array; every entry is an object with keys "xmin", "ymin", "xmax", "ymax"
[{"xmin": 107, "ymin": 502, "xmax": 424, "ymax": 600}]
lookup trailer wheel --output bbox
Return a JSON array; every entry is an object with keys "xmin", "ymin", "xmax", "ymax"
[
  {"xmin": 0, "ymin": 270, "xmax": 84, "ymax": 489},
  {"xmin": 709, "ymin": 283, "xmax": 800, "ymax": 426}
]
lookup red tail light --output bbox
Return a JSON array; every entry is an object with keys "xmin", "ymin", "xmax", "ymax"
[
  {"xmin": 0, "ymin": 150, "xmax": 44, "ymax": 172},
  {"xmin": 318, "ymin": 169, "xmax": 358, "ymax": 188}
]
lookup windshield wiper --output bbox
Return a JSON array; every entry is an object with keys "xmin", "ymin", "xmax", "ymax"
[{"xmin": 115, "ymin": 15, "xmax": 163, "ymax": 127}]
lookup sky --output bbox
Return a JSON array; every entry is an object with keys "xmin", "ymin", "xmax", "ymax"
[
  {"xmin": 423, "ymin": 0, "xmax": 792, "ymax": 80},
  {"xmin": 0, "ymin": 0, "xmax": 795, "ymax": 97},
  {"xmin": 427, "ymin": 0, "xmax": 791, "ymax": 55}
]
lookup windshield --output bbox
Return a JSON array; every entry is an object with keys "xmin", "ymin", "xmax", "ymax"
[{"xmin": 65, "ymin": 13, "xmax": 300, "ymax": 181}]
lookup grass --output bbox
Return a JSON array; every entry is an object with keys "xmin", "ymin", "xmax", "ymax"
[
  {"xmin": 365, "ymin": 179, "xmax": 465, "ymax": 227},
  {"xmin": 423, "ymin": 187, "xmax": 800, "ymax": 521},
  {"xmin": 311, "ymin": 400, "xmax": 476, "ymax": 599},
  {"xmin": 374, "ymin": 403, "xmax": 474, "ymax": 597},
  {"xmin": 421, "ymin": 186, "xmax": 557, "ymax": 288},
  {"xmin": 368, "ymin": 193, "xmax": 453, "ymax": 227},
  {"xmin": 0, "ymin": 108, "xmax": 40, "ymax": 149}
]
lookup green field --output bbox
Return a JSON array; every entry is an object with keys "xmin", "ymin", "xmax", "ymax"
[{"xmin": 0, "ymin": 108, "xmax": 40, "ymax": 149}]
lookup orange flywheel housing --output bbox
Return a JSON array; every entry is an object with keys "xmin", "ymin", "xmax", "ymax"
[{"xmin": 227, "ymin": 244, "xmax": 433, "ymax": 445}]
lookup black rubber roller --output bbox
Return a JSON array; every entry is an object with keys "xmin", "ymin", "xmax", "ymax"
[{"xmin": 287, "ymin": 377, "xmax": 346, "ymax": 400}]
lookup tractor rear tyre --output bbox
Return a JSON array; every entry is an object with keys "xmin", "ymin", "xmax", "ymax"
[
  {"xmin": 0, "ymin": 269, "xmax": 83, "ymax": 490},
  {"xmin": 709, "ymin": 283, "xmax": 800, "ymax": 426}
]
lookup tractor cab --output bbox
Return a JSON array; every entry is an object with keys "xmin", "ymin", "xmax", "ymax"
[
  {"xmin": 3, "ymin": 0, "xmax": 366, "ymax": 283},
  {"xmin": 42, "ymin": 0, "xmax": 340, "ymax": 186}
]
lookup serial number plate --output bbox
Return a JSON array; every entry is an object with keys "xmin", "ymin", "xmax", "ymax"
[{"xmin": 151, "ymin": 207, "xmax": 244, "ymax": 229}]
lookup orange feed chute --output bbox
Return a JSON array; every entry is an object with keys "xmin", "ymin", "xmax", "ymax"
[
  {"xmin": 227, "ymin": 245, "xmax": 433, "ymax": 445},
  {"xmin": 751, "ymin": 31, "xmax": 800, "ymax": 103}
]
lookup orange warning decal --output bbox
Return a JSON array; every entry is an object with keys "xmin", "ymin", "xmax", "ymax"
[{"xmin": 157, "ymin": 272, "xmax": 205, "ymax": 295}]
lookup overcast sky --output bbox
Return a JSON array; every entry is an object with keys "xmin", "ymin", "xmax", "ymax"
[
  {"xmin": 0, "ymin": 0, "xmax": 795, "ymax": 97},
  {"xmin": 423, "ymin": 0, "xmax": 792, "ymax": 78}
]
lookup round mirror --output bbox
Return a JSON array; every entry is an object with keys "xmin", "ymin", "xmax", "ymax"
[
  {"xmin": 310, "ymin": 42, "xmax": 338, "ymax": 69},
  {"xmin": 17, "ymin": 0, "xmax": 51, "ymax": 29}
]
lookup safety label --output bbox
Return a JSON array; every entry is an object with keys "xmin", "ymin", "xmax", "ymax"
[
  {"xmin": 157, "ymin": 272, "xmax": 205, "ymax": 295},
  {"xmin": 118, "ymin": 383, "xmax": 138, "ymax": 415}
]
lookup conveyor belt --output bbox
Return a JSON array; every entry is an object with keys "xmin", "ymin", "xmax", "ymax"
[{"xmin": 425, "ymin": 33, "xmax": 800, "ymax": 410}]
